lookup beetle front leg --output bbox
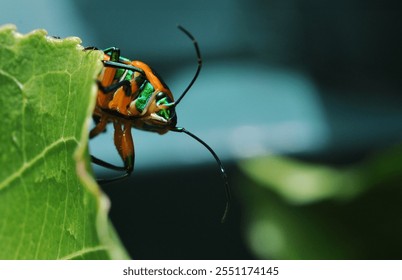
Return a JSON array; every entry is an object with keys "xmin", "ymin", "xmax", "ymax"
[
  {"xmin": 89, "ymin": 114, "xmax": 108, "ymax": 139},
  {"xmin": 97, "ymin": 79, "xmax": 132, "ymax": 96},
  {"xmin": 113, "ymin": 120, "xmax": 134, "ymax": 175},
  {"xmin": 91, "ymin": 120, "xmax": 134, "ymax": 184},
  {"xmin": 89, "ymin": 116, "xmax": 131, "ymax": 184},
  {"xmin": 102, "ymin": 47, "xmax": 121, "ymax": 62}
]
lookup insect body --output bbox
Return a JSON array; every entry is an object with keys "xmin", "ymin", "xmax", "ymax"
[
  {"xmin": 89, "ymin": 47, "xmax": 177, "ymax": 174},
  {"xmin": 88, "ymin": 26, "xmax": 230, "ymax": 222}
]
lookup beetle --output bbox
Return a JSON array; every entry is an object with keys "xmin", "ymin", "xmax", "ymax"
[{"xmin": 86, "ymin": 26, "xmax": 230, "ymax": 222}]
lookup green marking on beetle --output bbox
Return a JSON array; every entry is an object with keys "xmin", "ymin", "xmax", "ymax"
[
  {"xmin": 135, "ymin": 82, "xmax": 154, "ymax": 112},
  {"xmin": 156, "ymin": 97, "xmax": 172, "ymax": 119}
]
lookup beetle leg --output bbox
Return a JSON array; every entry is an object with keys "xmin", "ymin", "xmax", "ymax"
[
  {"xmin": 92, "ymin": 154, "xmax": 131, "ymax": 184},
  {"xmin": 89, "ymin": 117, "xmax": 130, "ymax": 183},
  {"xmin": 90, "ymin": 155, "xmax": 126, "ymax": 171},
  {"xmin": 97, "ymin": 79, "xmax": 131, "ymax": 95},
  {"xmin": 84, "ymin": 46, "xmax": 99, "ymax": 51},
  {"xmin": 102, "ymin": 47, "xmax": 120, "ymax": 62},
  {"xmin": 113, "ymin": 120, "xmax": 134, "ymax": 175},
  {"xmin": 89, "ymin": 114, "xmax": 123, "ymax": 170},
  {"xmin": 89, "ymin": 114, "xmax": 108, "ymax": 139},
  {"xmin": 113, "ymin": 121, "xmax": 123, "ymax": 157},
  {"xmin": 108, "ymin": 85, "xmax": 132, "ymax": 115},
  {"xmin": 96, "ymin": 79, "xmax": 132, "ymax": 114},
  {"xmin": 103, "ymin": 60, "xmax": 145, "ymax": 75},
  {"xmin": 89, "ymin": 120, "xmax": 134, "ymax": 184}
]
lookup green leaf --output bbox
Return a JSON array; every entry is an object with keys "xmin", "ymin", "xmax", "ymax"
[
  {"xmin": 239, "ymin": 156, "xmax": 365, "ymax": 205},
  {"xmin": 240, "ymin": 145, "xmax": 402, "ymax": 205},
  {"xmin": 238, "ymin": 145, "xmax": 402, "ymax": 259},
  {"xmin": 0, "ymin": 25, "xmax": 129, "ymax": 259}
]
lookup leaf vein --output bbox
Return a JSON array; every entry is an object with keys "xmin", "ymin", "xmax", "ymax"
[
  {"xmin": 59, "ymin": 245, "xmax": 109, "ymax": 260},
  {"xmin": 0, "ymin": 137, "xmax": 79, "ymax": 190}
]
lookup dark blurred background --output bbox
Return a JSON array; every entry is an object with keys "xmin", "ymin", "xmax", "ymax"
[{"xmin": 2, "ymin": 0, "xmax": 402, "ymax": 259}]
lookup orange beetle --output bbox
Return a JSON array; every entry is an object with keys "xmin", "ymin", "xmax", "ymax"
[{"xmin": 87, "ymin": 26, "xmax": 230, "ymax": 222}]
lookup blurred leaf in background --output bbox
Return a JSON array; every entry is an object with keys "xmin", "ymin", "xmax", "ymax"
[
  {"xmin": 0, "ymin": 25, "xmax": 128, "ymax": 259},
  {"xmin": 238, "ymin": 144, "xmax": 402, "ymax": 259}
]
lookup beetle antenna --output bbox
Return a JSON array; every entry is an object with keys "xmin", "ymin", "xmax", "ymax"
[
  {"xmin": 174, "ymin": 25, "xmax": 202, "ymax": 107},
  {"xmin": 172, "ymin": 127, "xmax": 231, "ymax": 223}
]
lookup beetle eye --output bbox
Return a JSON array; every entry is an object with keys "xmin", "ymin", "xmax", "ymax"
[{"xmin": 155, "ymin": 92, "xmax": 166, "ymax": 101}]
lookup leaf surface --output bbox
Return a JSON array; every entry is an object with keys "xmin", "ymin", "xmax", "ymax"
[{"xmin": 0, "ymin": 25, "xmax": 128, "ymax": 259}]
